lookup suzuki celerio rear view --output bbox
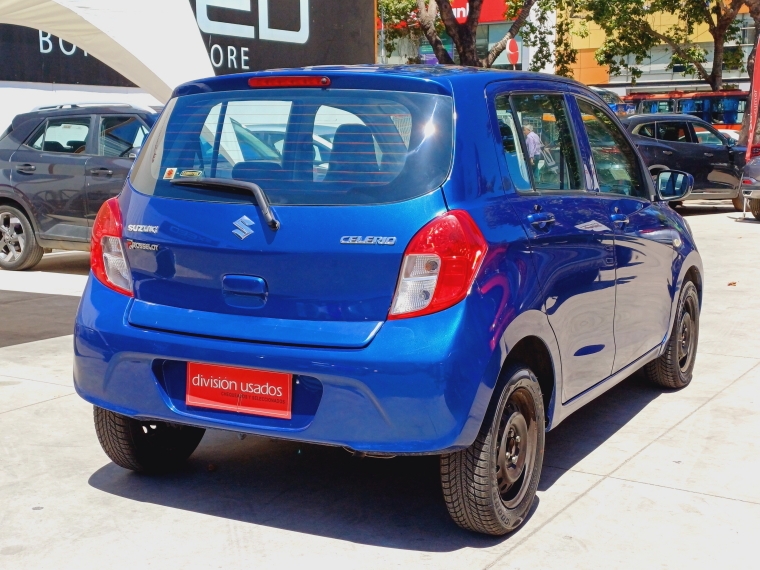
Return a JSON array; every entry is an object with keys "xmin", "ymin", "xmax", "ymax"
[{"xmin": 75, "ymin": 66, "xmax": 703, "ymax": 536}]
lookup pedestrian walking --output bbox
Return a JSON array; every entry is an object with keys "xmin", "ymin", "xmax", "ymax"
[{"xmin": 523, "ymin": 125, "xmax": 543, "ymax": 177}]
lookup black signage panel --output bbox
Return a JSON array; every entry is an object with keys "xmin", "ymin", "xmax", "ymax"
[
  {"xmin": 189, "ymin": 0, "xmax": 376, "ymax": 74},
  {"xmin": 0, "ymin": 24, "xmax": 135, "ymax": 86}
]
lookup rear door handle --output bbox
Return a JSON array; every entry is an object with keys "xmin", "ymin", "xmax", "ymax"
[
  {"xmin": 15, "ymin": 163, "xmax": 36, "ymax": 174},
  {"xmin": 611, "ymin": 213, "xmax": 629, "ymax": 227},
  {"xmin": 662, "ymin": 150, "xmax": 673, "ymax": 155},
  {"xmin": 89, "ymin": 168, "xmax": 114, "ymax": 176},
  {"xmin": 527, "ymin": 212, "xmax": 556, "ymax": 230},
  {"xmin": 704, "ymin": 152, "xmax": 714, "ymax": 157}
]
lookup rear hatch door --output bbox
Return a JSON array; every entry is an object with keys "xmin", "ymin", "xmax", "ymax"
[{"xmin": 123, "ymin": 82, "xmax": 454, "ymax": 347}]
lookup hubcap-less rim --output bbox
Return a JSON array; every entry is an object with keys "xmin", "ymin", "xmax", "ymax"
[
  {"xmin": 678, "ymin": 296, "xmax": 697, "ymax": 373},
  {"xmin": 495, "ymin": 387, "xmax": 537, "ymax": 509},
  {"xmin": 0, "ymin": 212, "xmax": 25, "ymax": 263}
]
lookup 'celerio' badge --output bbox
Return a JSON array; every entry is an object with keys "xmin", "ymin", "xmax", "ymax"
[{"xmin": 340, "ymin": 236, "xmax": 397, "ymax": 245}]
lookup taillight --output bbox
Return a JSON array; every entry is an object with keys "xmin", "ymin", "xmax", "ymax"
[
  {"xmin": 91, "ymin": 197, "xmax": 133, "ymax": 297},
  {"xmin": 389, "ymin": 210, "xmax": 487, "ymax": 319},
  {"xmin": 742, "ymin": 177, "xmax": 756, "ymax": 185}
]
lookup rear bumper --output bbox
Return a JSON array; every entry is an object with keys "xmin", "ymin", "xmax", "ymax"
[
  {"xmin": 74, "ymin": 275, "xmax": 499, "ymax": 454},
  {"xmin": 741, "ymin": 187, "xmax": 760, "ymax": 199}
]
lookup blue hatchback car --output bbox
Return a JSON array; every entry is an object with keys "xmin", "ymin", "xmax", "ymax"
[{"xmin": 74, "ymin": 66, "xmax": 702, "ymax": 536}]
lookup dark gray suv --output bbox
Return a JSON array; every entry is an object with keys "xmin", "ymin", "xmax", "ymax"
[{"xmin": 0, "ymin": 104, "xmax": 157, "ymax": 270}]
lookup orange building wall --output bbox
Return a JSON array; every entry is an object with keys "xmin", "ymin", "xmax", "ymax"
[{"xmin": 569, "ymin": 48, "xmax": 609, "ymax": 85}]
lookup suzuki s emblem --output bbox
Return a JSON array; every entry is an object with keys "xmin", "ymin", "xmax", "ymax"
[{"xmin": 232, "ymin": 216, "xmax": 255, "ymax": 240}]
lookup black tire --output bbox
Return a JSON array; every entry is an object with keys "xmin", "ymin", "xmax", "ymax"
[
  {"xmin": 0, "ymin": 205, "xmax": 44, "ymax": 271},
  {"xmin": 750, "ymin": 198, "xmax": 760, "ymax": 220},
  {"xmin": 669, "ymin": 200, "xmax": 683, "ymax": 209},
  {"xmin": 440, "ymin": 364, "xmax": 545, "ymax": 535},
  {"xmin": 94, "ymin": 406, "xmax": 205, "ymax": 473},
  {"xmin": 645, "ymin": 280, "xmax": 700, "ymax": 389},
  {"xmin": 732, "ymin": 194, "xmax": 745, "ymax": 212}
]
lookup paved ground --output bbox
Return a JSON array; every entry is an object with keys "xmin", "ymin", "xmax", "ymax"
[{"xmin": 1, "ymin": 204, "xmax": 758, "ymax": 569}]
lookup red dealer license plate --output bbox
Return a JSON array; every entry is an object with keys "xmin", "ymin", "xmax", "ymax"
[{"xmin": 186, "ymin": 362, "xmax": 292, "ymax": 419}]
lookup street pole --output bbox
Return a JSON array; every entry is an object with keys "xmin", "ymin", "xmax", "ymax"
[{"xmin": 380, "ymin": 6, "xmax": 387, "ymax": 64}]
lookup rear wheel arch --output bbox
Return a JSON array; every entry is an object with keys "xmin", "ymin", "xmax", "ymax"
[
  {"xmin": 501, "ymin": 336, "xmax": 556, "ymax": 426},
  {"xmin": 684, "ymin": 265, "xmax": 703, "ymax": 306}
]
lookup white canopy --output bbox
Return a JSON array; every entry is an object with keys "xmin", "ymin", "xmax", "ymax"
[{"xmin": 0, "ymin": 0, "xmax": 214, "ymax": 102}]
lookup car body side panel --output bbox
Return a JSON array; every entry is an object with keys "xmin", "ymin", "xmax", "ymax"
[{"xmin": 601, "ymin": 196, "xmax": 677, "ymax": 371}]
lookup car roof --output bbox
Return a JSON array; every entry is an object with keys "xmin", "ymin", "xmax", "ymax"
[
  {"xmin": 172, "ymin": 64, "xmax": 592, "ymax": 99},
  {"xmin": 11, "ymin": 105, "xmax": 158, "ymax": 130},
  {"xmin": 621, "ymin": 113, "xmax": 708, "ymax": 125}
]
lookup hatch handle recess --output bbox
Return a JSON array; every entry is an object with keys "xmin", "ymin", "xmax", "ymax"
[{"xmin": 171, "ymin": 178, "xmax": 280, "ymax": 230}]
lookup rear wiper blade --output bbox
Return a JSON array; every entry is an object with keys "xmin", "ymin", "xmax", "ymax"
[{"xmin": 171, "ymin": 177, "xmax": 280, "ymax": 230}]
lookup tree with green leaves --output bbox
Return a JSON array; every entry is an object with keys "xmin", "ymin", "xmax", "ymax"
[
  {"xmin": 377, "ymin": 0, "xmax": 425, "ymax": 63},
  {"xmin": 584, "ymin": 0, "xmax": 746, "ymax": 91},
  {"xmin": 378, "ymin": 0, "xmax": 583, "ymax": 74}
]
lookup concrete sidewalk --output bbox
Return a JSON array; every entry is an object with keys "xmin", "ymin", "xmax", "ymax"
[{"xmin": 0, "ymin": 204, "xmax": 758, "ymax": 569}]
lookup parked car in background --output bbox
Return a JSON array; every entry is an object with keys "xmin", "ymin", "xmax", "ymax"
[
  {"xmin": 740, "ymin": 157, "xmax": 760, "ymax": 219},
  {"xmin": 75, "ymin": 66, "xmax": 702, "ymax": 537},
  {"xmin": 589, "ymin": 86, "xmax": 636, "ymax": 116},
  {"xmin": 621, "ymin": 113, "xmax": 746, "ymax": 210},
  {"xmin": 0, "ymin": 104, "xmax": 158, "ymax": 270}
]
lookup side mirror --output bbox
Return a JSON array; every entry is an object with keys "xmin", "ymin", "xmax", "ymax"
[
  {"xmin": 657, "ymin": 170, "xmax": 694, "ymax": 201},
  {"xmin": 127, "ymin": 147, "xmax": 141, "ymax": 160},
  {"xmin": 726, "ymin": 137, "xmax": 737, "ymax": 147}
]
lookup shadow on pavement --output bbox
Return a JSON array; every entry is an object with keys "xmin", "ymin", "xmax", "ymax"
[
  {"xmin": 32, "ymin": 251, "xmax": 90, "ymax": 275},
  {"xmin": 89, "ymin": 436, "xmax": 506, "ymax": 551},
  {"xmin": 539, "ymin": 369, "xmax": 661, "ymax": 489},
  {"xmin": 88, "ymin": 370, "xmax": 663, "ymax": 549}
]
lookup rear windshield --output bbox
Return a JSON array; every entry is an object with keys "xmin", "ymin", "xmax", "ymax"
[{"xmin": 130, "ymin": 88, "xmax": 454, "ymax": 205}]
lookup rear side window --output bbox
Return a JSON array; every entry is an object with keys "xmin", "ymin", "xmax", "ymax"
[
  {"xmin": 99, "ymin": 116, "xmax": 149, "ymax": 157},
  {"xmin": 130, "ymin": 89, "xmax": 454, "ymax": 205},
  {"xmin": 656, "ymin": 122, "xmax": 691, "ymax": 143},
  {"xmin": 633, "ymin": 123, "xmax": 655, "ymax": 138},
  {"xmin": 509, "ymin": 93, "xmax": 583, "ymax": 191},
  {"xmin": 493, "ymin": 95, "xmax": 532, "ymax": 191}
]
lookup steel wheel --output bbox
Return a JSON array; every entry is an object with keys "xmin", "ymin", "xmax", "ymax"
[
  {"xmin": 0, "ymin": 211, "xmax": 25, "ymax": 263},
  {"xmin": 441, "ymin": 365, "xmax": 545, "ymax": 535},
  {"xmin": 496, "ymin": 388, "xmax": 538, "ymax": 509},
  {"xmin": 645, "ymin": 280, "xmax": 700, "ymax": 389}
]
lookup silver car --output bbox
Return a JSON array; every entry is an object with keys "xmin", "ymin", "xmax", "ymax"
[{"xmin": 740, "ymin": 157, "xmax": 760, "ymax": 219}]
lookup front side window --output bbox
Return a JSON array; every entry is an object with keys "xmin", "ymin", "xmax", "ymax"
[
  {"xmin": 99, "ymin": 116, "xmax": 149, "ymax": 157},
  {"xmin": 27, "ymin": 117, "xmax": 90, "ymax": 154},
  {"xmin": 130, "ymin": 89, "xmax": 453, "ymax": 206},
  {"xmin": 692, "ymin": 123, "xmax": 724, "ymax": 146},
  {"xmin": 577, "ymin": 99, "xmax": 647, "ymax": 199},
  {"xmin": 656, "ymin": 122, "xmax": 692, "ymax": 143},
  {"xmin": 510, "ymin": 93, "xmax": 583, "ymax": 191}
]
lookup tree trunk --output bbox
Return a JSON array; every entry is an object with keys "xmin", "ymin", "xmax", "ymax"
[
  {"xmin": 709, "ymin": 38, "xmax": 725, "ymax": 92},
  {"xmin": 416, "ymin": 0, "xmax": 454, "ymax": 64},
  {"xmin": 482, "ymin": 0, "xmax": 537, "ymax": 68},
  {"xmin": 415, "ymin": 0, "xmax": 538, "ymax": 69}
]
